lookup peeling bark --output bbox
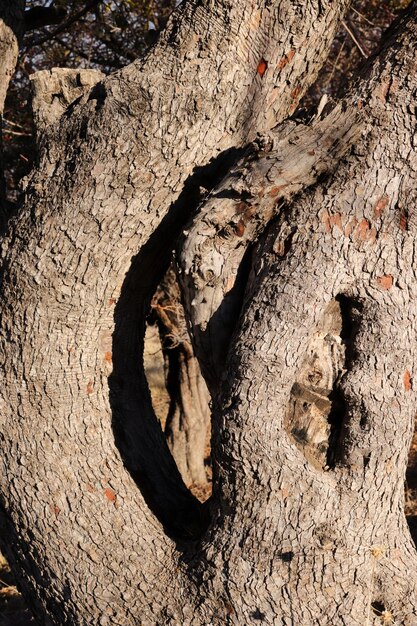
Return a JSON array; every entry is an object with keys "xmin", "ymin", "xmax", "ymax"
[
  {"xmin": 30, "ymin": 68, "xmax": 105, "ymax": 135},
  {"xmin": 178, "ymin": 105, "xmax": 362, "ymax": 393},
  {"xmin": 198, "ymin": 4, "xmax": 417, "ymax": 624},
  {"xmin": 152, "ymin": 266, "xmax": 211, "ymax": 488},
  {"xmin": 0, "ymin": 0, "xmax": 353, "ymax": 621}
]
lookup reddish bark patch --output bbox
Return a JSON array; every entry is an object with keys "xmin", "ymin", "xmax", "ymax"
[
  {"xmin": 224, "ymin": 602, "xmax": 235, "ymax": 615},
  {"xmin": 104, "ymin": 351, "xmax": 112, "ymax": 363},
  {"xmin": 243, "ymin": 206, "xmax": 256, "ymax": 221},
  {"xmin": 235, "ymin": 221, "xmax": 245, "ymax": 237},
  {"xmin": 277, "ymin": 49, "xmax": 295, "ymax": 70},
  {"xmin": 354, "ymin": 218, "xmax": 370, "ymax": 241},
  {"xmin": 373, "ymin": 195, "xmax": 389, "ymax": 218},
  {"xmin": 257, "ymin": 58, "xmax": 267, "ymax": 77},
  {"xmin": 50, "ymin": 504, "xmax": 61, "ymax": 517},
  {"xmin": 274, "ymin": 240, "xmax": 286, "ymax": 256},
  {"xmin": 86, "ymin": 381, "xmax": 94, "ymax": 395},
  {"xmin": 235, "ymin": 201, "xmax": 248, "ymax": 214},
  {"xmin": 378, "ymin": 81, "xmax": 390, "ymax": 102},
  {"xmin": 404, "ymin": 370, "xmax": 412, "ymax": 392},
  {"xmin": 321, "ymin": 210, "xmax": 331, "ymax": 233},
  {"xmin": 378, "ymin": 78, "xmax": 398, "ymax": 102},
  {"xmin": 329, "ymin": 213, "xmax": 343, "ymax": 232},
  {"xmin": 376, "ymin": 274, "xmax": 393, "ymax": 290},
  {"xmin": 400, "ymin": 208, "xmax": 408, "ymax": 231},
  {"xmin": 108, "ymin": 297, "xmax": 116, "ymax": 306},
  {"xmin": 291, "ymin": 85, "xmax": 301, "ymax": 100},
  {"xmin": 104, "ymin": 488, "xmax": 117, "ymax": 503},
  {"xmin": 345, "ymin": 217, "xmax": 358, "ymax": 238},
  {"xmin": 268, "ymin": 185, "xmax": 286, "ymax": 197},
  {"xmin": 322, "ymin": 211, "xmax": 343, "ymax": 234}
]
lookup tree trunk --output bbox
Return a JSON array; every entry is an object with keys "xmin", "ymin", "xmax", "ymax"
[
  {"xmin": 2, "ymin": 0, "xmax": 417, "ymax": 624},
  {"xmin": 152, "ymin": 266, "xmax": 211, "ymax": 489},
  {"xmin": 187, "ymin": 4, "xmax": 417, "ymax": 623}
]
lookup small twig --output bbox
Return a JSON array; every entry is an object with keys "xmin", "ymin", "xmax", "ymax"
[
  {"xmin": 3, "ymin": 117, "xmax": 27, "ymax": 129},
  {"xmin": 326, "ymin": 39, "xmax": 345, "ymax": 87},
  {"xmin": 351, "ymin": 6, "xmax": 375, "ymax": 27},
  {"xmin": 3, "ymin": 129, "xmax": 32, "ymax": 137},
  {"xmin": 341, "ymin": 19, "xmax": 368, "ymax": 58}
]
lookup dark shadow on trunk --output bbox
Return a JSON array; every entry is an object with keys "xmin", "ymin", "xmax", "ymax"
[{"xmin": 108, "ymin": 147, "xmax": 244, "ymax": 541}]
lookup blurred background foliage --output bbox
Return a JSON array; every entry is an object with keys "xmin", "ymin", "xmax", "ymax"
[{"xmin": 4, "ymin": 0, "xmax": 177, "ymax": 201}]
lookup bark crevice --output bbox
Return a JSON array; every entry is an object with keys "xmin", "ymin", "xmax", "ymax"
[
  {"xmin": 109, "ymin": 147, "xmax": 243, "ymax": 540},
  {"xmin": 326, "ymin": 293, "xmax": 364, "ymax": 468}
]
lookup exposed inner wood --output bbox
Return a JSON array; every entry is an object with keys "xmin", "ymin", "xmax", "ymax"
[{"xmin": 285, "ymin": 299, "xmax": 345, "ymax": 470}]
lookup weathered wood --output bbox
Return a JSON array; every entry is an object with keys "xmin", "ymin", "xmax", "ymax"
[
  {"xmin": 30, "ymin": 68, "xmax": 105, "ymax": 135},
  {"xmin": 152, "ymin": 266, "xmax": 211, "ymax": 487},
  {"xmin": 178, "ymin": 106, "xmax": 363, "ymax": 394},
  {"xmin": 0, "ymin": 0, "xmax": 352, "ymax": 622}
]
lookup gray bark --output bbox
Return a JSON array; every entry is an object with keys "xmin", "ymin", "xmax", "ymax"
[
  {"xmin": 191, "ymin": 4, "xmax": 417, "ymax": 624},
  {"xmin": 1, "ymin": 0, "xmax": 416, "ymax": 625},
  {"xmin": 0, "ymin": 2, "xmax": 23, "ymax": 115},
  {"xmin": 178, "ymin": 104, "xmax": 362, "ymax": 394}
]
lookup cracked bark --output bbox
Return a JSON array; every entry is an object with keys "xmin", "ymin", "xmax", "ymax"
[
  {"xmin": 193, "ymin": 4, "xmax": 417, "ymax": 624},
  {"xmin": 1, "ymin": 0, "xmax": 416, "ymax": 625}
]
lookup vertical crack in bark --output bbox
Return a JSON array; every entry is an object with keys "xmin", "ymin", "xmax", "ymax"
[{"xmin": 285, "ymin": 295, "xmax": 364, "ymax": 470}]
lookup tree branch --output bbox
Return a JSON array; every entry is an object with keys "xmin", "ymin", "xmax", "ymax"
[
  {"xmin": 24, "ymin": 5, "xmax": 67, "ymax": 32},
  {"xmin": 23, "ymin": 0, "xmax": 102, "ymax": 49},
  {"xmin": 178, "ymin": 105, "xmax": 363, "ymax": 395}
]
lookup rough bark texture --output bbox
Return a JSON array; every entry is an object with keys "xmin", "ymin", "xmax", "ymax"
[
  {"xmin": 193, "ymin": 4, "xmax": 417, "ymax": 624},
  {"xmin": 0, "ymin": 2, "xmax": 23, "ymax": 115},
  {"xmin": 178, "ymin": 106, "xmax": 362, "ymax": 394},
  {"xmin": 2, "ymin": 0, "xmax": 417, "ymax": 624},
  {"xmin": 0, "ymin": 1, "xmax": 353, "ymax": 622},
  {"xmin": 30, "ymin": 68, "xmax": 105, "ymax": 136}
]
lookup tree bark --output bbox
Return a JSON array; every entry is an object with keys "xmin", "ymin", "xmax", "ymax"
[
  {"xmin": 3, "ymin": 0, "xmax": 417, "ymax": 624},
  {"xmin": 178, "ymin": 104, "xmax": 362, "ymax": 394},
  {"xmin": 152, "ymin": 266, "xmax": 211, "ymax": 488},
  {"xmin": 188, "ymin": 4, "xmax": 417, "ymax": 624}
]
